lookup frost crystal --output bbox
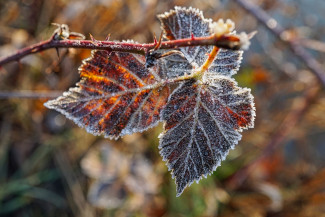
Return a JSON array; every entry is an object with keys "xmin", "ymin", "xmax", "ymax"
[
  {"xmin": 210, "ymin": 19, "xmax": 235, "ymax": 37},
  {"xmin": 45, "ymin": 50, "xmax": 170, "ymax": 139},
  {"xmin": 159, "ymin": 77, "xmax": 255, "ymax": 196},
  {"xmin": 158, "ymin": 6, "xmax": 243, "ymax": 78},
  {"xmin": 44, "ymin": 6, "xmax": 255, "ymax": 197},
  {"xmin": 237, "ymin": 32, "xmax": 251, "ymax": 50},
  {"xmin": 158, "ymin": 7, "xmax": 255, "ymax": 196}
]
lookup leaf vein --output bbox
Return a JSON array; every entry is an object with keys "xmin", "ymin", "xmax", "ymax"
[{"xmin": 201, "ymin": 100, "xmax": 232, "ymax": 147}]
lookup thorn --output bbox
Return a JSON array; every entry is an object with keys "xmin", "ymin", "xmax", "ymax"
[
  {"xmin": 191, "ymin": 32, "xmax": 195, "ymax": 40},
  {"xmin": 89, "ymin": 33, "xmax": 99, "ymax": 45},
  {"xmin": 158, "ymin": 31, "xmax": 163, "ymax": 43},
  {"xmin": 105, "ymin": 33, "xmax": 111, "ymax": 41},
  {"xmin": 153, "ymin": 33, "xmax": 157, "ymax": 44},
  {"xmin": 154, "ymin": 32, "xmax": 163, "ymax": 50},
  {"xmin": 56, "ymin": 48, "xmax": 60, "ymax": 59},
  {"xmin": 89, "ymin": 33, "xmax": 96, "ymax": 42}
]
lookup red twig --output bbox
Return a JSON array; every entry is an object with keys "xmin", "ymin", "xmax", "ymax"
[
  {"xmin": 233, "ymin": 0, "xmax": 325, "ymax": 87},
  {"xmin": 0, "ymin": 33, "xmax": 242, "ymax": 66}
]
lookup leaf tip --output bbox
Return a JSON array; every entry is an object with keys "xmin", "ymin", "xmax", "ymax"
[
  {"xmin": 175, "ymin": 180, "xmax": 187, "ymax": 197},
  {"xmin": 43, "ymin": 99, "xmax": 54, "ymax": 109}
]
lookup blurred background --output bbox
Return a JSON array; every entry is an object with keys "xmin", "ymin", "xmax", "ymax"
[{"xmin": 0, "ymin": 0, "xmax": 325, "ymax": 216}]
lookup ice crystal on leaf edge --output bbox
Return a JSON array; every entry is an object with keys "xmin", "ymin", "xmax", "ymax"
[
  {"xmin": 158, "ymin": 6, "xmax": 255, "ymax": 196},
  {"xmin": 45, "ymin": 48, "xmax": 170, "ymax": 139}
]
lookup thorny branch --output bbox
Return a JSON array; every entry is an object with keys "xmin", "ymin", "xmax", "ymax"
[
  {"xmin": 0, "ymin": 24, "xmax": 245, "ymax": 66},
  {"xmin": 233, "ymin": 0, "xmax": 325, "ymax": 87}
]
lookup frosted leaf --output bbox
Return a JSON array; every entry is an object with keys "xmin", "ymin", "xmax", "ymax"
[
  {"xmin": 158, "ymin": 6, "xmax": 243, "ymax": 77},
  {"xmin": 45, "ymin": 50, "xmax": 169, "ymax": 139},
  {"xmin": 207, "ymin": 49, "xmax": 242, "ymax": 77},
  {"xmin": 44, "ymin": 7, "xmax": 256, "ymax": 198},
  {"xmin": 159, "ymin": 78, "xmax": 255, "ymax": 196},
  {"xmin": 157, "ymin": 52, "xmax": 193, "ymax": 78},
  {"xmin": 158, "ymin": 6, "xmax": 212, "ymax": 67}
]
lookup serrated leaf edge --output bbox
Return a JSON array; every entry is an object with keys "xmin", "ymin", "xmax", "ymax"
[
  {"xmin": 158, "ymin": 76, "xmax": 255, "ymax": 196},
  {"xmin": 45, "ymin": 49, "xmax": 169, "ymax": 140}
]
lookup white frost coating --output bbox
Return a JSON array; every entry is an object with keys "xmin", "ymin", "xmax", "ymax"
[
  {"xmin": 210, "ymin": 19, "xmax": 235, "ymax": 37},
  {"xmin": 158, "ymin": 52, "xmax": 193, "ymax": 78},
  {"xmin": 237, "ymin": 32, "xmax": 251, "ymax": 50},
  {"xmin": 157, "ymin": 6, "xmax": 243, "ymax": 78},
  {"xmin": 45, "ymin": 6, "xmax": 256, "ymax": 198},
  {"xmin": 159, "ymin": 76, "xmax": 255, "ymax": 196},
  {"xmin": 158, "ymin": 7, "xmax": 255, "ymax": 196},
  {"xmin": 158, "ymin": 6, "xmax": 213, "ymax": 68},
  {"xmin": 45, "ymin": 49, "xmax": 170, "ymax": 139}
]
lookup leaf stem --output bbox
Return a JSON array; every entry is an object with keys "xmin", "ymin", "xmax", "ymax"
[{"xmin": 193, "ymin": 46, "xmax": 220, "ymax": 81}]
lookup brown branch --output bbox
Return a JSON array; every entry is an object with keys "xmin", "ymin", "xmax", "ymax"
[
  {"xmin": 233, "ymin": 0, "xmax": 325, "ymax": 87},
  {"xmin": 0, "ymin": 32, "xmax": 242, "ymax": 66}
]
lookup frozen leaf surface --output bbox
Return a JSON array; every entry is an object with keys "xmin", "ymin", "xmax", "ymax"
[
  {"xmin": 157, "ymin": 7, "xmax": 255, "ymax": 196},
  {"xmin": 159, "ymin": 78, "xmax": 255, "ymax": 196},
  {"xmin": 45, "ymin": 6, "xmax": 255, "ymax": 197},
  {"xmin": 45, "ymin": 50, "xmax": 169, "ymax": 139},
  {"xmin": 158, "ymin": 52, "xmax": 193, "ymax": 78},
  {"xmin": 158, "ymin": 6, "xmax": 242, "ymax": 77}
]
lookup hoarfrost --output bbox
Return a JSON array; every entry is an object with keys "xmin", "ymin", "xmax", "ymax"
[
  {"xmin": 158, "ymin": 6, "xmax": 243, "ymax": 78},
  {"xmin": 158, "ymin": 7, "xmax": 255, "ymax": 196},
  {"xmin": 45, "ymin": 50, "xmax": 170, "ymax": 139},
  {"xmin": 159, "ymin": 77, "xmax": 255, "ymax": 196},
  {"xmin": 45, "ymin": 6, "xmax": 255, "ymax": 197}
]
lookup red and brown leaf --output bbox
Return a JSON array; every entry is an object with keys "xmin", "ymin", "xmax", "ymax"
[
  {"xmin": 45, "ymin": 7, "xmax": 256, "ymax": 197},
  {"xmin": 45, "ymin": 50, "xmax": 169, "ymax": 139},
  {"xmin": 159, "ymin": 78, "xmax": 255, "ymax": 196}
]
